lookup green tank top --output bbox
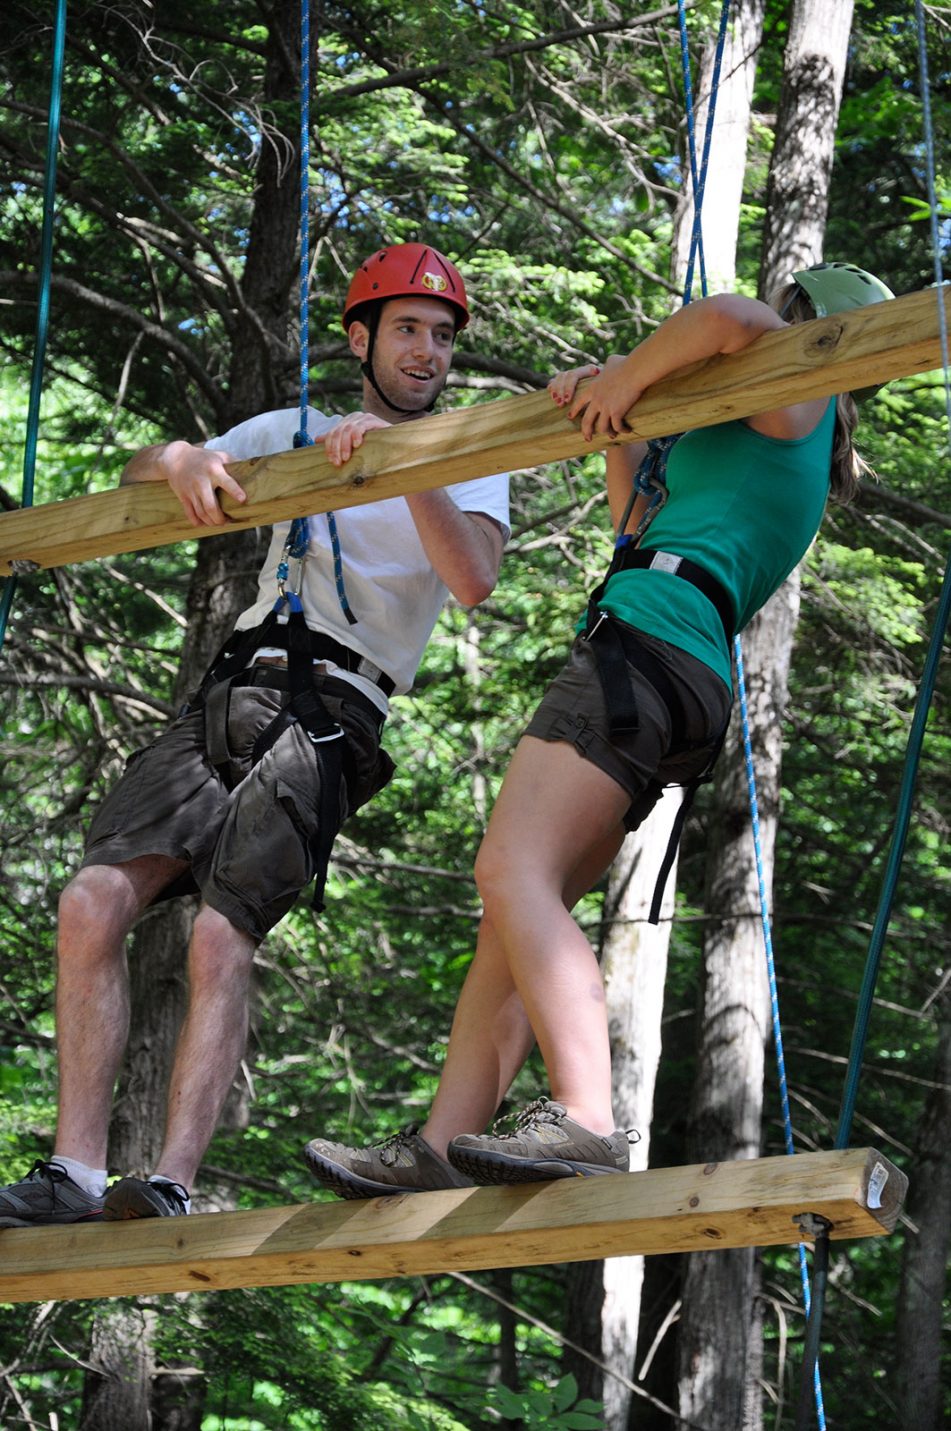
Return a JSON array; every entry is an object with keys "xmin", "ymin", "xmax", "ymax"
[{"xmin": 596, "ymin": 404, "xmax": 836, "ymax": 688}]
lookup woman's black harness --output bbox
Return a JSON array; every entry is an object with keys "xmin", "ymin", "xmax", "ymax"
[{"xmin": 583, "ymin": 539, "xmax": 736, "ymax": 923}]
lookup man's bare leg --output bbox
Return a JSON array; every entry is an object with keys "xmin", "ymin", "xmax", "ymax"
[
  {"xmin": 149, "ymin": 904, "xmax": 257, "ymax": 1192},
  {"xmin": 54, "ymin": 854, "xmax": 189, "ymax": 1170}
]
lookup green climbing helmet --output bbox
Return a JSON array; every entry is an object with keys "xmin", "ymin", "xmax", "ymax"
[{"xmin": 792, "ymin": 262, "xmax": 895, "ymax": 316}]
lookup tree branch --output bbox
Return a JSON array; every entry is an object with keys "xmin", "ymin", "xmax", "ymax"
[{"xmin": 324, "ymin": 7, "xmax": 685, "ymax": 102}]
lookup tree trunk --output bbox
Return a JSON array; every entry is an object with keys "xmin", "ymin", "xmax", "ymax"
[
  {"xmin": 82, "ymin": 4, "xmax": 304, "ymax": 1428},
  {"xmin": 759, "ymin": 0, "xmax": 855, "ymax": 283},
  {"xmin": 676, "ymin": 2, "xmax": 855, "ymax": 1423},
  {"xmin": 676, "ymin": 585, "xmax": 798, "ymax": 1431},
  {"xmin": 895, "ymin": 992, "xmax": 951, "ymax": 1431},
  {"xmin": 602, "ymin": 792, "xmax": 683, "ymax": 1429},
  {"xmin": 563, "ymin": 793, "xmax": 683, "ymax": 1422},
  {"xmin": 673, "ymin": 0, "xmax": 767, "ymax": 296},
  {"xmin": 80, "ymin": 1305, "xmax": 155, "ymax": 1431}
]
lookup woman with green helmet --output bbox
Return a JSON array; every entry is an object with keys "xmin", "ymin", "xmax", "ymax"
[{"xmin": 304, "ymin": 262, "xmax": 895, "ymax": 1196}]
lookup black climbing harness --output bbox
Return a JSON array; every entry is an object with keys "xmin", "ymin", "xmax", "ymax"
[
  {"xmin": 182, "ymin": 594, "xmax": 393, "ymax": 911},
  {"xmin": 583, "ymin": 538, "xmax": 737, "ymax": 923}
]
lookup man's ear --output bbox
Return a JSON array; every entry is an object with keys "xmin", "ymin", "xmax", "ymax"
[{"xmin": 348, "ymin": 321, "xmax": 370, "ymax": 361}]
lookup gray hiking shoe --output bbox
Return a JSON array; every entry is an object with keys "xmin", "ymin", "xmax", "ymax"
[
  {"xmin": 447, "ymin": 1098, "xmax": 632, "ymax": 1185},
  {"xmin": 103, "ymin": 1176, "xmax": 189, "ymax": 1220},
  {"xmin": 0, "ymin": 1159, "xmax": 104, "ymax": 1227},
  {"xmin": 304, "ymin": 1126, "xmax": 474, "ymax": 1200}
]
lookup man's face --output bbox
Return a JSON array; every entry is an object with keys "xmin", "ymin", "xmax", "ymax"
[{"xmin": 350, "ymin": 296, "xmax": 456, "ymax": 415}]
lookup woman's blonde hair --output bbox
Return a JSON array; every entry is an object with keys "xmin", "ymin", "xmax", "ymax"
[{"xmin": 773, "ymin": 281, "xmax": 875, "ymax": 504}]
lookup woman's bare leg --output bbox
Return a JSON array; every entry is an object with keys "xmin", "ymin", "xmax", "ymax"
[{"xmin": 422, "ymin": 736, "xmax": 629, "ymax": 1149}]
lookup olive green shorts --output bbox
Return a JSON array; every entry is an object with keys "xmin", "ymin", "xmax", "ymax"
[
  {"xmin": 525, "ymin": 628, "xmax": 732, "ymax": 831},
  {"xmin": 81, "ymin": 670, "xmax": 394, "ymax": 941}
]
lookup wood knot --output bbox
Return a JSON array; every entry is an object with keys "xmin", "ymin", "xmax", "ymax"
[{"xmin": 808, "ymin": 319, "xmax": 845, "ymax": 354}]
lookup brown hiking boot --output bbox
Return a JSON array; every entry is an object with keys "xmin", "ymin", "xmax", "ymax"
[
  {"xmin": 303, "ymin": 1126, "xmax": 474, "ymax": 1200},
  {"xmin": 447, "ymin": 1098, "xmax": 632, "ymax": 1185}
]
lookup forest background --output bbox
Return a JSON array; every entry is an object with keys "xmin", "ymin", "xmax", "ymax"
[{"xmin": 0, "ymin": 1, "xmax": 948, "ymax": 1429}]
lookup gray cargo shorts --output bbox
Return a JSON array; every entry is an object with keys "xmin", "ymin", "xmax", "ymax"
[
  {"xmin": 81, "ymin": 669, "xmax": 394, "ymax": 941},
  {"xmin": 525, "ymin": 628, "xmax": 732, "ymax": 831}
]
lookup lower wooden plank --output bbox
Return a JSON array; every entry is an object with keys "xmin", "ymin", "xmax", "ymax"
[{"xmin": 0, "ymin": 1149, "xmax": 906, "ymax": 1304}]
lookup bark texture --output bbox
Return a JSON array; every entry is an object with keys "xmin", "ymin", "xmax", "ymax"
[
  {"xmin": 81, "ymin": 4, "xmax": 303, "ymax": 1427},
  {"xmin": 895, "ymin": 995, "xmax": 951, "ymax": 1431},
  {"xmin": 759, "ymin": 0, "xmax": 855, "ymax": 284},
  {"xmin": 564, "ymin": 794, "xmax": 684, "ymax": 1423},
  {"xmin": 677, "ymin": 2, "xmax": 854, "ymax": 1422},
  {"xmin": 673, "ymin": 0, "xmax": 767, "ymax": 295}
]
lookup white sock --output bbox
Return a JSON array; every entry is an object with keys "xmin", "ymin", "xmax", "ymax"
[
  {"xmin": 49, "ymin": 1156, "xmax": 107, "ymax": 1199},
  {"xmin": 149, "ymin": 1174, "xmax": 191, "ymax": 1214}
]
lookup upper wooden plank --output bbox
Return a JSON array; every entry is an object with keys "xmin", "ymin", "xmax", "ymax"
[
  {"xmin": 0, "ymin": 1147, "xmax": 907, "ymax": 1303},
  {"xmin": 1, "ymin": 286, "xmax": 946, "ymax": 576}
]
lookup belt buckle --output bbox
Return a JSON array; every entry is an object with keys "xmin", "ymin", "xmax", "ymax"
[{"xmin": 306, "ymin": 724, "xmax": 345, "ymax": 745}]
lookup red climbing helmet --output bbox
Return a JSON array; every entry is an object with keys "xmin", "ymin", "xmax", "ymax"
[{"xmin": 342, "ymin": 243, "xmax": 470, "ymax": 332}]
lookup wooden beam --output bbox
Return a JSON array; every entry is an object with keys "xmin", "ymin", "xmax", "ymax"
[
  {"xmin": 1, "ymin": 286, "xmax": 947, "ymax": 577},
  {"xmin": 0, "ymin": 1148, "xmax": 906, "ymax": 1304}
]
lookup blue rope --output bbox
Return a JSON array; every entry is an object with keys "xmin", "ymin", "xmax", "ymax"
[
  {"xmin": 0, "ymin": 0, "xmax": 68, "ymax": 650},
  {"xmin": 674, "ymin": 4, "xmax": 827, "ymax": 1422},
  {"xmin": 277, "ymin": 0, "xmax": 357, "ymax": 624},
  {"xmin": 677, "ymin": 1, "xmax": 708, "ymax": 299},
  {"xmin": 297, "ymin": 0, "xmax": 313, "ymax": 450},
  {"xmin": 735, "ymin": 639, "xmax": 826, "ymax": 1427},
  {"xmin": 681, "ymin": 0, "xmax": 732, "ymax": 301},
  {"xmin": 630, "ymin": 1, "xmax": 731, "ymax": 507}
]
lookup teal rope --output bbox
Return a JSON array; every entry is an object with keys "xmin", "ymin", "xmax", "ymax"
[
  {"xmin": 834, "ymin": 563, "xmax": 950, "ymax": 1147},
  {"xmin": 798, "ymin": 6, "xmax": 951, "ymax": 1423},
  {"xmin": 0, "ymin": 0, "xmax": 68, "ymax": 649},
  {"xmin": 835, "ymin": 0, "xmax": 951, "ymax": 1155}
]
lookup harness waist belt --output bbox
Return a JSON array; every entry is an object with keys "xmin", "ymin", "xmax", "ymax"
[
  {"xmin": 244, "ymin": 629, "xmax": 395, "ymax": 696},
  {"xmin": 612, "ymin": 546, "xmax": 735, "ymax": 643}
]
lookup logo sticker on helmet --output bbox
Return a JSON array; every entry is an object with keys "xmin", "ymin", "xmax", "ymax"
[{"xmin": 421, "ymin": 272, "xmax": 449, "ymax": 293}]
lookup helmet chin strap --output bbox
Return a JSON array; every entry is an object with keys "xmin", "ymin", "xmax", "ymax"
[{"xmin": 361, "ymin": 308, "xmax": 445, "ymax": 416}]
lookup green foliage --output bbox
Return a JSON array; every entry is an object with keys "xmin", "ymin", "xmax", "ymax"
[
  {"xmin": 488, "ymin": 1373, "xmax": 604, "ymax": 1428},
  {"xmin": 0, "ymin": 0, "xmax": 948, "ymax": 1428}
]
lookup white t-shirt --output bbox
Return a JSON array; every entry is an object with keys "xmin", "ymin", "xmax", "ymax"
[{"xmin": 205, "ymin": 407, "xmax": 510, "ymax": 711}]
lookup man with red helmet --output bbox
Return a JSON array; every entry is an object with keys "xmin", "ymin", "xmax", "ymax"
[{"xmin": 0, "ymin": 243, "xmax": 508, "ymax": 1229}]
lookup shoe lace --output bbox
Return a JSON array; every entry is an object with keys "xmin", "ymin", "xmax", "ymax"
[
  {"xmin": 490, "ymin": 1099, "xmax": 565, "ymax": 1141},
  {"xmin": 377, "ymin": 1126, "xmax": 420, "ymax": 1168},
  {"xmin": 24, "ymin": 1160, "xmax": 74, "ymax": 1208},
  {"xmin": 152, "ymin": 1179, "xmax": 189, "ymax": 1212}
]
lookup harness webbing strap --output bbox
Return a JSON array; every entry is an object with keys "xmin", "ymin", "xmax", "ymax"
[
  {"xmin": 610, "ymin": 540, "xmax": 736, "ymax": 644},
  {"xmin": 582, "ymin": 547, "xmax": 734, "ymax": 925},
  {"xmin": 202, "ymin": 680, "xmax": 234, "ymax": 770},
  {"xmin": 186, "ymin": 614, "xmax": 395, "ymax": 715},
  {"xmin": 647, "ymin": 728, "xmax": 727, "ymax": 925},
  {"xmin": 583, "ymin": 605, "xmax": 687, "ymax": 746},
  {"xmin": 189, "ymin": 601, "xmax": 368, "ymax": 913}
]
